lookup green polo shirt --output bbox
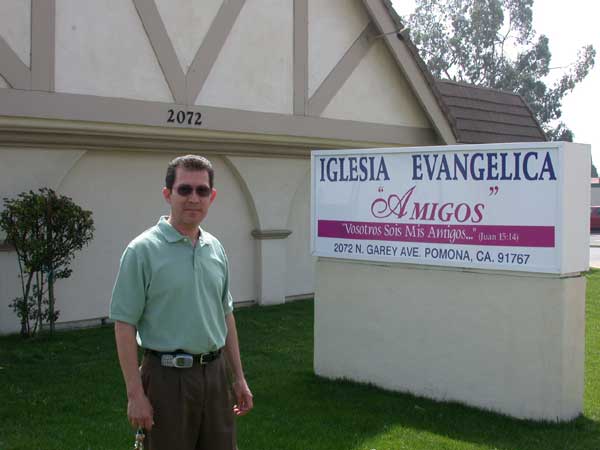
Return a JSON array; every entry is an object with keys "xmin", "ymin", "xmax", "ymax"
[{"xmin": 109, "ymin": 216, "xmax": 233, "ymax": 354}]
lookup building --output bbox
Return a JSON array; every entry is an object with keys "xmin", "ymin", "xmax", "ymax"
[{"xmin": 0, "ymin": 0, "xmax": 546, "ymax": 334}]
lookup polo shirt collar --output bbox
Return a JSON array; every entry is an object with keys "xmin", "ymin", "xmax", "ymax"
[{"xmin": 157, "ymin": 216, "xmax": 211, "ymax": 247}]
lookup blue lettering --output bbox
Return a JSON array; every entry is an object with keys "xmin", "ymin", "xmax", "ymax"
[
  {"xmin": 523, "ymin": 152, "xmax": 538, "ymax": 180},
  {"xmin": 349, "ymin": 157, "xmax": 358, "ymax": 181},
  {"xmin": 321, "ymin": 156, "xmax": 390, "ymax": 182},
  {"xmin": 326, "ymin": 158, "xmax": 337, "ymax": 182},
  {"xmin": 412, "ymin": 155, "xmax": 423, "ymax": 180},
  {"xmin": 339, "ymin": 157, "xmax": 348, "ymax": 181},
  {"xmin": 454, "ymin": 154, "xmax": 468, "ymax": 180},
  {"xmin": 407, "ymin": 150, "xmax": 555, "ymax": 182},
  {"xmin": 320, "ymin": 158, "xmax": 326, "ymax": 182},
  {"xmin": 359, "ymin": 157, "xmax": 368, "ymax": 181},
  {"xmin": 539, "ymin": 152, "xmax": 557, "ymax": 180},
  {"xmin": 487, "ymin": 153, "xmax": 499, "ymax": 180},
  {"xmin": 424, "ymin": 154, "xmax": 438, "ymax": 180},
  {"xmin": 470, "ymin": 153, "xmax": 485, "ymax": 180},
  {"xmin": 376, "ymin": 157, "xmax": 390, "ymax": 181},
  {"xmin": 437, "ymin": 155, "xmax": 450, "ymax": 180},
  {"xmin": 513, "ymin": 152, "xmax": 521, "ymax": 180},
  {"xmin": 499, "ymin": 153, "xmax": 512, "ymax": 180}
]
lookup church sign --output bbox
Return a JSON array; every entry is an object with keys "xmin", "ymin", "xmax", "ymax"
[{"xmin": 311, "ymin": 142, "xmax": 590, "ymax": 274}]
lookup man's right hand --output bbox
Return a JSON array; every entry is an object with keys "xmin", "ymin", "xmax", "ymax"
[
  {"xmin": 127, "ymin": 390, "xmax": 154, "ymax": 431},
  {"xmin": 115, "ymin": 322, "xmax": 154, "ymax": 431}
]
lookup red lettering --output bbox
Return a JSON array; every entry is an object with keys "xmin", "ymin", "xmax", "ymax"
[
  {"xmin": 437, "ymin": 203, "xmax": 454, "ymax": 222},
  {"xmin": 454, "ymin": 203, "xmax": 471, "ymax": 223}
]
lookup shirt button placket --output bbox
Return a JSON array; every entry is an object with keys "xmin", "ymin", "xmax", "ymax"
[{"xmin": 184, "ymin": 238, "xmax": 195, "ymax": 268}]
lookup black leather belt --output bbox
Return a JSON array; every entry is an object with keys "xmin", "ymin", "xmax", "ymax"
[{"xmin": 146, "ymin": 349, "xmax": 222, "ymax": 368}]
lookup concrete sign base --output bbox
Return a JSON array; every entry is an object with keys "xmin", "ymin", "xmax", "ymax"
[{"xmin": 314, "ymin": 259, "xmax": 585, "ymax": 421}]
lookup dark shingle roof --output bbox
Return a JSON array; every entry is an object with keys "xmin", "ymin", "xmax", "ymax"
[{"xmin": 434, "ymin": 80, "xmax": 548, "ymax": 144}]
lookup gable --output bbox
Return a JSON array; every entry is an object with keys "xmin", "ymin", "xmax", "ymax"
[
  {"xmin": 0, "ymin": 0, "xmax": 451, "ymax": 148},
  {"xmin": 322, "ymin": 40, "xmax": 431, "ymax": 128}
]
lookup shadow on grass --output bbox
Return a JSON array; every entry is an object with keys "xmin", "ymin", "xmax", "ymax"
[
  {"xmin": 238, "ymin": 364, "xmax": 600, "ymax": 450},
  {"xmin": 302, "ymin": 375, "xmax": 600, "ymax": 450},
  {"xmin": 235, "ymin": 297, "xmax": 600, "ymax": 450}
]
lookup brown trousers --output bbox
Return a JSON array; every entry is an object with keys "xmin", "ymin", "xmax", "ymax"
[{"xmin": 140, "ymin": 352, "xmax": 236, "ymax": 450}]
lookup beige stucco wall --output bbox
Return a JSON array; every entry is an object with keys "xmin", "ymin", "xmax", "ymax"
[
  {"xmin": 322, "ymin": 40, "xmax": 431, "ymax": 128},
  {"xmin": 0, "ymin": 147, "xmax": 85, "ymax": 194},
  {"xmin": 314, "ymin": 259, "xmax": 585, "ymax": 421},
  {"xmin": 0, "ymin": 149, "xmax": 262, "ymax": 334},
  {"xmin": 0, "ymin": 0, "xmax": 31, "ymax": 67},
  {"xmin": 308, "ymin": 0, "xmax": 369, "ymax": 98},
  {"xmin": 0, "ymin": 250, "xmax": 20, "ymax": 329},
  {"xmin": 0, "ymin": 0, "xmax": 436, "ymax": 129},
  {"xmin": 55, "ymin": 0, "xmax": 173, "ymax": 102},
  {"xmin": 226, "ymin": 156, "xmax": 307, "ymax": 230},
  {"xmin": 225, "ymin": 156, "xmax": 315, "ymax": 301},
  {"xmin": 0, "ymin": 148, "xmax": 318, "ymax": 334},
  {"xmin": 155, "ymin": 0, "xmax": 222, "ymax": 74},
  {"xmin": 286, "ymin": 168, "xmax": 316, "ymax": 297},
  {"xmin": 196, "ymin": 0, "xmax": 293, "ymax": 113}
]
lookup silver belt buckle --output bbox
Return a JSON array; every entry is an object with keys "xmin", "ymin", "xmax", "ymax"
[{"xmin": 161, "ymin": 353, "xmax": 193, "ymax": 368}]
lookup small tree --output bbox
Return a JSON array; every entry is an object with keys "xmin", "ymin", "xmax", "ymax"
[{"xmin": 0, "ymin": 188, "xmax": 94, "ymax": 337}]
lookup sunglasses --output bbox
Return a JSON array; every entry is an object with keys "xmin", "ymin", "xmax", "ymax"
[{"xmin": 175, "ymin": 184, "xmax": 212, "ymax": 197}]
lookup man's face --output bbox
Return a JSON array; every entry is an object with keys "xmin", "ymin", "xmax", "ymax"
[{"xmin": 162, "ymin": 168, "xmax": 216, "ymax": 229}]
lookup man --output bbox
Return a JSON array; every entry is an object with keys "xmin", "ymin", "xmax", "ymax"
[{"xmin": 110, "ymin": 155, "xmax": 253, "ymax": 450}]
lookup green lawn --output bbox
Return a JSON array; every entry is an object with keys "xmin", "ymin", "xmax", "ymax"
[{"xmin": 1, "ymin": 270, "xmax": 599, "ymax": 450}]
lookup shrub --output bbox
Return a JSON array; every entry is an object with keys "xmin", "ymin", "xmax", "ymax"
[{"xmin": 0, "ymin": 188, "xmax": 94, "ymax": 337}]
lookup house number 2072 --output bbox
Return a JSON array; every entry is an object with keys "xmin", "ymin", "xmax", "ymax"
[{"xmin": 167, "ymin": 109, "xmax": 203, "ymax": 126}]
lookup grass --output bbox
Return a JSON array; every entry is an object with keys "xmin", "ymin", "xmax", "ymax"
[{"xmin": 0, "ymin": 269, "xmax": 599, "ymax": 449}]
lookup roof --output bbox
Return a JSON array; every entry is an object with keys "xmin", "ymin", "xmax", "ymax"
[
  {"xmin": 380, "ymin": 0, "xmax": 547, "ymax": 144},
  {"xmin": 434, "ymin": 80, "xmax": 548, "ymax": 144},
  {"xmin": 360, "ymin": 0, "xmax": 455, "ymax": 143}
]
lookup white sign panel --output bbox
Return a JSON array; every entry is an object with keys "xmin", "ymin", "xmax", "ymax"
[{"xmin": 311, "ymin": 143, "xmax": 570, "ymax": 273}]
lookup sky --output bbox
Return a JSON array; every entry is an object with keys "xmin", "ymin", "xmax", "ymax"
[{"xmin": 391, "ymin": 0, "xmax": 599, "ymax": 169}]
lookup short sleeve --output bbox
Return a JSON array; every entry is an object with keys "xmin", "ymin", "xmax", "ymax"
[
  {"xmin": 109, "ymin": 247, "xmax": 147, "ymax": 325},
  {"xmin": 221, "ymin": 248, "xmax": 234, "ymax": 315}
]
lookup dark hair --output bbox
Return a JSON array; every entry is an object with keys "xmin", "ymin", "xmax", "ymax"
[{"xmin": 165, "ymin": 155, "xmax": 214, "ymax": 190}]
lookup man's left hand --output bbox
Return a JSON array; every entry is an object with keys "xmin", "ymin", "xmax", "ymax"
[{"xmin": 232, "ymin": 378, "xmax": 253, "ymax": 416}]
